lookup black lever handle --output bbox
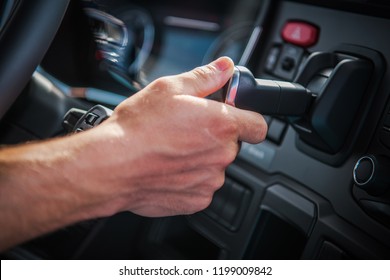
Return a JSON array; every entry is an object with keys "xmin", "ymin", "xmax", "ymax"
[
  {"xmin": 223, "ymin": 66, "xmax": 313, "ymax": 116},
  {"xmin": 63, "ymin": 105, "xmax": 113, "ymax": 133}
]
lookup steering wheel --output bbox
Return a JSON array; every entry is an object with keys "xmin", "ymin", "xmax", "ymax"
[{"xmin": 0, "ymin": 0, "xmax": 70, "ymax": 120}]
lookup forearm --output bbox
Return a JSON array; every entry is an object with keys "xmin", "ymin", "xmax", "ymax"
[{"xmin": 0, "ymin": 136, "xmax": 99, "ymax": 251}]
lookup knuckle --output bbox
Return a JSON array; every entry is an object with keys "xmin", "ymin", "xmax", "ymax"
[
  {"xmin": 189, "ymin": 65, "xmax": 216, "ymax": 92},
  {"xmin": 206, "ymin": 170, "xmax": 226, "ymax": 191},
  {"xmin": 214, "ymin": 145, "xmax": 239, "ymax": 168},
  {"xmin": 150, "ymin": 76, "xmax": 171, "ymax": 93},
  {"xmin": 213, "ymin": 172, "xmax": 226, "ymax": 190},
  {"xmin": 224, "ymin": 116, "xmax": 240, "ymax": 135},
  {"xmin": 180, "ymin": 196, "xmax": 213, "ymax": 215},
  {"xmin": 224, "ymin": 145, "xmax": 239, "ymax": 166},
  {"xmin": 192, "ymin": 65, "xmax": 214, "ymax": 79},
  {"xmin": 187, "ymin": 173, "xmax": 225, "ymax": 213},
  {"xmin": 196, "ymin": 196, "xmax": 214, "ymax": 212},
  {"xmin": 114, "ymin": 101, "xmax": 135, "ymax": 120},
  {"xmin": 213, "ymin": 113, "xmax": 239, "ymax": 140}
]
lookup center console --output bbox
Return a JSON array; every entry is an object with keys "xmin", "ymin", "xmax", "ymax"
[{"xmin": 183, "ymin": 0, "xmax": 390, "ymax": 259}]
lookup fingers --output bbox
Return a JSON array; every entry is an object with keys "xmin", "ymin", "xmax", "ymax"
[
  {"xmin": 221, "ymin": 103, "xmax": 268, "ymax": 144},
  {"xmin": 129, "ymin": 56, "xmax": 267, "ymax": 145},
  {"xmin": 174, "ymin": 57, "xmax": 267, "ymax": 143},
  {"xmin": 235, "ymin": 109, "xmax": 268, "ymax": 144},
  {"xmin": 176, "ymin": 56, "xmax": 235, "ymax": 97}
]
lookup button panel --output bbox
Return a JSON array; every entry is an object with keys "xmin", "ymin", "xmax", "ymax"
[
  {"xmin": 204, "ymin": 178, "xmax": 251, "ymax": 231},
  {"xmin": 264, "ymin": 46, "xmax": 281, "ymax": 72},
  {"xmin": 267, "ymin": 118, "xmax": 287, "ymax": 144},
  {"xmin": 266, "ymin": 44, "xmax": 304, "ymax": 81}
]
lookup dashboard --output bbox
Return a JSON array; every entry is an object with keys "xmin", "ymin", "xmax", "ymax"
[
  {"xmin": 2, "ymin": 0, "xmax": 390, "ymax": 259},
  {"xmin": 75, "ymin": 0, "xmax": 260, "ymax": 91}
]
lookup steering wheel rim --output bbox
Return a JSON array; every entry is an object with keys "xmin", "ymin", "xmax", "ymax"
[{"xmin": 0, "ymin": 0, "xmax": 70, "ymax": 120}]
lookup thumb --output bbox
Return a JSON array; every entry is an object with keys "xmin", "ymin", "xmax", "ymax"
[{"xmin": 177, "ymin": 56, "xmax": 235, "ymax": 98}]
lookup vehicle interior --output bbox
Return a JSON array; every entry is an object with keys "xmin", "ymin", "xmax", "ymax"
[{"xmin": 1, "ymin": 0, "xmax": 390, "ymax": 259}]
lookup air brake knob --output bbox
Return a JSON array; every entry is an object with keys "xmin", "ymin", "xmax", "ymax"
[
  {"xmin": 223, "ymin": 66, "xmax": 313, "ymax": 116},
  {"xmin": 353, "ymin": 155, "xmax": 390, "ymax": 196}
]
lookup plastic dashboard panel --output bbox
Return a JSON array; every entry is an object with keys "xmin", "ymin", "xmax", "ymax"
[{"xmin": 189, "ymin": 0, "xmax": 390, "ymax": 259}]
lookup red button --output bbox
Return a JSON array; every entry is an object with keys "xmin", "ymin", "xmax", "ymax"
[{"xmin": 281, "ymin": 21, "xmax": 319, "ymax": 47}]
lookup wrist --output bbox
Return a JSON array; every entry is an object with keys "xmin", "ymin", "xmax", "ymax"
[{"xmin": 0, "ymin": 137, "xmax": 108, "ymax": 249}]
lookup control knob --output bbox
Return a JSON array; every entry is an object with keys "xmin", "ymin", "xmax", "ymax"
[{"xmin": 353, "ymin": 154, "xmax": 390, "ymax": 196}]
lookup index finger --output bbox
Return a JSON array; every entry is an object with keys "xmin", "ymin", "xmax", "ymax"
[{"xmin": 227, "ymin": 105, "xmax": 268, "ymax": 144}]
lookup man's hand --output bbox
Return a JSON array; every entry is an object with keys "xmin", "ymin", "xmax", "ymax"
[
  {"xmin": 74, "ymin": 57, "xmax": 267, "ymax": 217},
  {"xmin": 0, "ymin": 57, "xmax": 267, "ymax": 251}
]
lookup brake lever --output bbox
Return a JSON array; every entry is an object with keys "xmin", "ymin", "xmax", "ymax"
[{"xmin": 223, "ymin": 66, "xmax": 314, "ymax": 116}]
